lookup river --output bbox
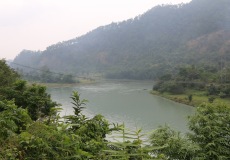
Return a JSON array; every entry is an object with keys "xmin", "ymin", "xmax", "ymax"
[{"xmin": 47, "ymin": 79, "xmax": 194, "ymax": 133}]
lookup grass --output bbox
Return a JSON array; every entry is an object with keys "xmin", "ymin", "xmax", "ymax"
[{"xmin": 151, "ymin": 89, "xmax": 230, "ymax": 107}]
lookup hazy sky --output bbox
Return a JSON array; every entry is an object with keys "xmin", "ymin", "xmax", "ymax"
[{"xmin": 0, "ymin": 0, "xmax": 191, "ymax": 60}]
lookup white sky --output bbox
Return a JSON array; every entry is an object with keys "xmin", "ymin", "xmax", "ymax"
[{"xmin": 0, "ymin": 0, "xmax": 191, "ymax": 60}]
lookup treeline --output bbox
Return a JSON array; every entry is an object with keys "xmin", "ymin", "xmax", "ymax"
[
  {"xmin": 153, "ymin": 64, "xmax": 230, "ymax": 100},
  {"xmin": 15, "ymin": 65, "xmax": 76, "ymax": 84},
  {"xmin": 1, "ymin": 59, "xmax": 230, "ymax": 159}
]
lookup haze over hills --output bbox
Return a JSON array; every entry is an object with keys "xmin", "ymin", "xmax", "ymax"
[{"xmin": 13, "ymin": 0, "xmax": 230, "ymax": 80}]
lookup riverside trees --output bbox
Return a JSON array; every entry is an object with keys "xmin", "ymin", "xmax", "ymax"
[
  {"xmin": 150, "ymin": 103, "xmax": 230, "ymax": 160},
  {"xmin": 1, "ymin": 59, "xmax": 230, "ymax": 159}
]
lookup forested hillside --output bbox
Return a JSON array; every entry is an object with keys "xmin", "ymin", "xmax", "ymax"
[{"xmin": 13, "ymin": 0, "xmax": 230, "ymax": 79}]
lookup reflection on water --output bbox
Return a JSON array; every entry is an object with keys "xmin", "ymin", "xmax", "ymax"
[{"xmin": 48, "ymin": 80, "xmax": 194, "ymax": 132}]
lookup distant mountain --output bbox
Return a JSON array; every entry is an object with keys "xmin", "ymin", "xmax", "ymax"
[{"xmin": 13, "ymin": 0, "xmax": 230, "ymax": 80}]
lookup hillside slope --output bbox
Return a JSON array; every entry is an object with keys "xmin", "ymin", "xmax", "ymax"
[{"xmin": 13, "ymin": 0, "xmax": 230, "ymax": 79}]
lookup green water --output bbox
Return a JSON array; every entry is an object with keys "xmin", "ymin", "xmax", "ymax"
[{"xmin": 48, "ymin": 80, "xmax": 194, "ymax": 132}]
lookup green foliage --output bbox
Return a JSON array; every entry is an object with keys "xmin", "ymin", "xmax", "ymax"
[
  {"xmin": 153, "ymin": 81, "xmax": 185, "ymax": 94},
  {"xmin": 150, "ymin": 103, "xmax": 230, "ymax": 159},
  {"xmin": 0, "ymin": 91, "xmax": 109, "ymax": 160},
  {"xmin": 206, "ymin": 84, "xmax": 230, "ymax": 99},
  {"xmin": 153, "ymin": 65, "xmax": 211, "ymax": 94},
  {"xmin": 71, "ymin": 91, "xmax": 88, "ymax": 116},
  {"xmin": 150, "ymin": 126, "xmax": 199, "ymax": 160},
  {"xmin": 0, "ymin": 59, "xmax": 19, "ymax": 87},
  {"xmin": 62, "ymin": 74, "xmax": 76, "ymax": 83},
  {"xmin": 188, "ymin": 94, "xmax": 193, "ymax": 102},
  {"xmin": 105, "ymin": 125, "xmax": 160, "ymax": 160},
  {"xmin": 159, "ymin": 74, "xmax": 172, "ymax": 81},
  {"xmin": 207, "ymin": 84, "xmax": 219, "ymax": 95},
  {"xmin": 188, "ymin": 103, "xmax": 230, "ymax": 159},
  {"xmin": 153, "ymin": 64, "xmax": 230, "ymax": 101},
  {"xmin": 65, "ymin": 91, "xmax": 88, "ymax": 131},
  {"xmin": 0, "ymin": 100, "xmax": 31, "ymax": 159},
  {"xmin": 0, "ymin": 135, "xmax": 20, "ymax": 160},
  {"xmin": 18, "ymin": 122, "xmax": 91, "ymax": 160},
  {"xmin": 0, "ymin": 61, "xmax": 59, "ymax": 121},
  {"xmin": 20, "ymin": 68, "xmax": 76, "ymax": 84},
  {"xmin": 208, "ymin": 96, "xmax": 215, "ymax": 103},
  {"xmin": 0, "ymin": 100, "xmax": 32, "ymax": 141},
  {"xmin": 0, "ymin": 80, "xmax": 58, "ymax": 121},
  {"xmin": 1, "ymin": 88, "xmax": 230, "ymax": 159},
  {"xmin": 65, "ymin": 91, "xmax": 110, "ymax": 158},
  {"xmin": 178, "ymin": 65, "xmax": 201, "ymax": 81},
  {"xmin": 75, "ymin": 114, "xmax": 110, "ymax": 157},
  {"xmin": 2, "ymin": 59, "xmax": 230, "ymax": 159}
]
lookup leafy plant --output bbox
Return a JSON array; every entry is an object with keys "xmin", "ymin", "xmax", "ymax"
[
  {"xmin": 188, "ymin": 103, "xmax": 230, "ymax": 159},
  {"xmin": 0, "ymin": 100, "xmax": 31, "ymax": 140},
  {"xmin": 149, "ymin": 125, "xmax": 199, "ymax": 160},
  {"xmin": 104, "ymin": 124, "xmax": 162, "ymax": 159},
  {"xmin": 65, "ymin": 91, "xmax": 110, "ymax": 158}
]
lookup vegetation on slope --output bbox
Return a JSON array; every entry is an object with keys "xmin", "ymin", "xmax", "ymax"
[{"xmin": 12, "ymin": 0, "xmax": 230, "ymax": 80}]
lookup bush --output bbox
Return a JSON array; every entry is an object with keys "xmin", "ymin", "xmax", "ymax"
[
  {"xmin": 207, "ymin": 84, "xmax": 219, "ymax": 95},
  {"xmin": 153, "ymin": 81, "xmax": 185, "ymax": 94},
  {"xmin": 167, "ymin": 83, "xmax": 185, "ymax": 94},
  {"xmin": 188, "ymin": 103, "xmax": 230, "ymax": 159},
  {"xmin": 188, "ymin": 94, "xmax": 193, "ymax": 102},
  {"xmin": 208, "ymin": 96, "xmax": 215, "ymax": 103},
  {"xmin": 0, "ymin": 80, "xmax": 58, "ymax": 121}
]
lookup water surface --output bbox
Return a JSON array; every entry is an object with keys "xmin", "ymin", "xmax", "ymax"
[{"xmin": 48, "ymin": 80, "xmax": 194, "ymax": 132}]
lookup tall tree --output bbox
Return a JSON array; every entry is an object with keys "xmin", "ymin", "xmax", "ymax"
[{"xmin": 0, "ymin": 59, "xmax": 19, "ymax": 87}]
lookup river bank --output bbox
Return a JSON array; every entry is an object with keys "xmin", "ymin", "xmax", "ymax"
[
  {"xmin": 29, "ymin": 77, "xmax": 96, "ymax": 87},
  {"xmin": 151, "ymin": 90, "xmax": 230, "ymax": 107}
]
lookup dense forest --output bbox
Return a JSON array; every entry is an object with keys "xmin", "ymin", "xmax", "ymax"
[
  {"xmin": 1, "ymin": 59, "xmax": 230, "ymax": 159},
  {"xmin": 12, "ymin": 0, "xmax": 230, "ymax": 80}
]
